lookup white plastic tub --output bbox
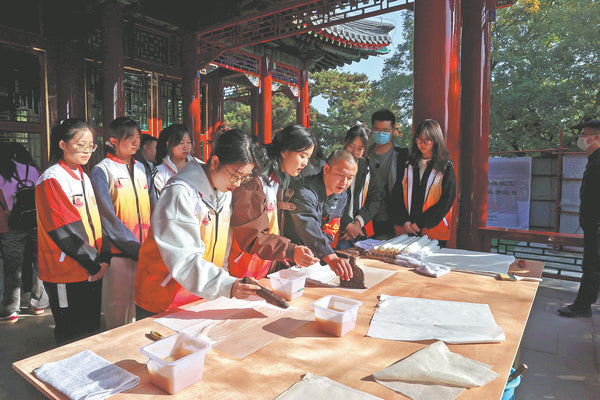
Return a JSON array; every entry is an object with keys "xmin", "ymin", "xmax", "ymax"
[
  {"xmin": 140, "ymin": 333, "xmax": 211, "ymax": 394},
  {"xmin": 311, "ymin": 295, "xmax": 362, "ymax": 337},
  {"xmin": 267, "ymin": 269, "xmax": 307, "ymax": 301}
]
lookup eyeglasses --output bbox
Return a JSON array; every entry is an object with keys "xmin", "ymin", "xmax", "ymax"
[
  {"xmin": 224, "ymin": 166, "xmax": 253, "ymax": 184},
  {"xmin": 415, "ymin": 138, "xmax": 433, "ymax": 145},
  {"xmin": 73, "ymin": 143, "xmax": 98, "ymax": 153}
]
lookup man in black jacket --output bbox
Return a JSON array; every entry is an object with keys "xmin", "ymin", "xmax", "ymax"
[
  {"xmin": 559, "ymin": 119, "xmax": 600, "ymax": 318},
  {"xmin": 366, "ymin": 109, "xmax": 409, "ymax": 237},
  {"xmin": 284, "ymin": 149, "xmax": 358, "ymax": 281}
]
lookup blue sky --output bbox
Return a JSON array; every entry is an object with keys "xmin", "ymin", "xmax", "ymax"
[{"xmin": 310, "ymin": 10, "xmax": 407, "ymax": 115}]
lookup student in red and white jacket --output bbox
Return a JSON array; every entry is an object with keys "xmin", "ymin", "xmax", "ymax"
[
  {"xmin": 391, "ymin": 119, "xmax": 456, "ymax": 247},
  {"xmin": 90, "ymin": 117, "xmax": 155, "ymax": 329},
  {"xmin": 36, "ymin": 119, "xmax": 110, "ymax": 344}
]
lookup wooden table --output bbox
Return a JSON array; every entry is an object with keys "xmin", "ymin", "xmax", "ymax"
[{"xmin": 14, "ymin": 258, "xmax": 543, "ymax": 400}]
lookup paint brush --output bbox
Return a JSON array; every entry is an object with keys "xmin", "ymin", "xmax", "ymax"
[{"xmin": 508, "ymin": 363, "xmax": 527, "ymax": 382}]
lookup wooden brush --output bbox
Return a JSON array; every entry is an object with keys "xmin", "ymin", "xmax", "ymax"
[
  {"xmin": 242, "ymin": 277, "xmax": 289, "ymax": 309},
  {"xmin": 340, "ymin": 256, "xmax": 367, "ymax": 289}
]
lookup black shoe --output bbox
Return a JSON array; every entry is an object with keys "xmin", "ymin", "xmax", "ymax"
[{"xmin": 558, "ymin": 304, "xmax": 592, "ymax": 318}]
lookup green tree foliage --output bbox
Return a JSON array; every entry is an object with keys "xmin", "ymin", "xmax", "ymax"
[
  {"xmin": 491, "ymin": 0, "xmax": 600, "ymax": 151},
  {"xmin": 368, "ymin": 9, "xmax": 414, "ymax": 147},
  {"xmin": 309, "ymin": 70, "xmax": 372, "ymax": 151},
  {"xmin": 223, "ymin": 91, "xmax": 297, "ymax": 136},
  {"xmin": 223, "ymin": 100, "xmax": 251, "ymax": 133},
  {"xmin": 271, "ymin": 91, "xmax": 297, "ymax": 133}
]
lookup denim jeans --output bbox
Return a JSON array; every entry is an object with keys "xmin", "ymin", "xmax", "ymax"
[{"xmin": 0, "ymin": 230, "xmax": 48, "ymax": 314}]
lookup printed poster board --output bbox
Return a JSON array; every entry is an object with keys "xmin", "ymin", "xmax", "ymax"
[{"xmin": 486, "ymin": 157, "xmax": 532, "ymax": 230}]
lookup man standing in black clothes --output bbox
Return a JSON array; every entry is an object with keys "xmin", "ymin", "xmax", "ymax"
[
  {"xmin": 559, "ymin": 119, "xmax": 600, "ymax": 318},
  {"xmin": 366, "ymin": 109, "xmax": 408, "ymax": 238}
]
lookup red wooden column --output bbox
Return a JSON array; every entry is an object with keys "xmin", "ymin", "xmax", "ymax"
[
  {"xmin": 101, "ymin": 0, "xmax": 125, "ymax": 136},
  {"xmin": 456, "ymin": 0, "xmax": 492, "ymax": 251},
  {"xmin": 413, "ymin": 0, "xmax": 462, "ymax": 247},
  {"xmin": 207, "ymin": 77, "xmax": 224, "ymax": 156},
  {"xmin": 182, "ymin": 33, "xmax": 203, "ymax": 158},
  {"xmin": 149, "ymin": 74, "xmax": 159, "ymax": 136},
  {"xmin": 296, "ymin": 69, "xmax": 310, "ymax": 128},
  {"xmin": 258, "ymin": 56, "xmax": 273, "ymax": 144},
  {"xmin": 251, "ymin": 87, "xmax": 259, "ymax": 137}
]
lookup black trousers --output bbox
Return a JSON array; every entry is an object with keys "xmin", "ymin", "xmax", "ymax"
[
  {"xmin": 372, "ymin": 219, "xmax": 395, "ymax": 239},
  {"xmin": 135, "ymin": 304, "xmax": 156, "ymax": 321},
  {"xmin": 574, "ymin": 224, "xmax": 600, "ymax": 309},
  {"xmin": 44, "ymin": 280, "xmax": 102, "ymax": 345}
]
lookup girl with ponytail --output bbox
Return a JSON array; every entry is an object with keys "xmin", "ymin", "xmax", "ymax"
[{"xmin": 227, "ymin": 124, "xmax": 319, "ymax": 279}]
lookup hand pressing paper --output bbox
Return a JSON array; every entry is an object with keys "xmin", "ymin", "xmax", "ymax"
[{"xmin": 373, "ymin": 341, "xmax": 499, "ymax": 400}]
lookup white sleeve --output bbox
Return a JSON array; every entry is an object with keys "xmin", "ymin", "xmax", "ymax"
[
  {"xmin": 152, "ymin": 183, "xmax": 236, "ymax": 300},
  {"xmin": 153, "ymin": 168, "xmax": 166, "ymax": 196}
]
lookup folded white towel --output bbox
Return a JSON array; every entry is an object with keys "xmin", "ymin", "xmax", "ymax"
[
  {"xmin": 394, "ymin": 254, "xmax": 423, "ymax": 268},
  {"xmin": 394, "ymin": 254, "xmax": 451, "ymax": 277},
  {"xmin": 416, "ymin": 263, "xmax": 451, "ymax": 278},
  {"xmin": 34, "ymin": 350, "xmax": 140, "ymax": 400}
]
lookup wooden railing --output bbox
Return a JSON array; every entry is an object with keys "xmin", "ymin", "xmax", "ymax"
[{"xmin": 479, "ymin": 227, "xmax": 584, "ymax": 281}]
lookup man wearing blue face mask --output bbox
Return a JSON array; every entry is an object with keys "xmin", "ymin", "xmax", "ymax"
[
  {"xmin": 559, "ymin": 119, "xmax": 600, "ymax": 318},
  {"xmin": 366, "ymin": 109, "xmax": 409, "ymax": 237}
]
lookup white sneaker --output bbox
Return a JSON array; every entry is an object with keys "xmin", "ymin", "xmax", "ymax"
[{"xmin": 0, "ymin": 311, "xmax": 18, "ymax": 323}]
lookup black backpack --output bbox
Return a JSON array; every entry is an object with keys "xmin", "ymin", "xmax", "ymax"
[{"xmin": 8, "ymin": 165, "xmax": 37, "ymax": 231}]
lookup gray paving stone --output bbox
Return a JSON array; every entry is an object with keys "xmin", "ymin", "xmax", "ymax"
[{"xmin": 516, "ymin": 348, "xmax": 600, "ymax": 400}]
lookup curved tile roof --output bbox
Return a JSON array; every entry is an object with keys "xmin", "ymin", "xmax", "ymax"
[{"xmin": 315, "ymin": 19, "xmax": 394, "ymax": 50}]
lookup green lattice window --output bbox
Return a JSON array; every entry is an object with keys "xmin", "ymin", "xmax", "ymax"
[
  {"xmin": 160, "ymin": 79, "xmax": 183, "ymax": 129},
  {"xmin": 0, "ymin": 48, "xmax": 41, "ymax": 123},
  {"xmin": 85, "ymin": 62, "xmax": 103, "ymax": 128},
  {"xmin": 124, "ymin": 71, "xmax": 150, "ymax": 131},
  {"xmin": 0, "ymin": 132, "xmax": 42, "ymax": 168}
]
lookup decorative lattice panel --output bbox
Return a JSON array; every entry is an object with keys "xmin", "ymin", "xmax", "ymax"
[
  {"xmin": 272, "ymin": 63, "xmax": 298, "ymax": 87},
  {"xmin": 213, "ymin": 51, "xmax": 260, "ymax": 76},
  {"xmin": 124, "ymin": 71, "xmax": 150, "ymax": 131},
  {"xmin": 160, "ymin": 79, "xmax": 183, "ymax": 129},
  {"xmin": 135, "ymin": 27, "xmax": 169, "ymax": 64}
]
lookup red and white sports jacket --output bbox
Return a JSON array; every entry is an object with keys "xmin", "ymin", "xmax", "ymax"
[
  {"xmin": 36, "ymin": 161, "xmax": 110, "ymax": 283},
  {"xmin": 90, "ymin": 153, "xmax": 154, "ymax": 259}
]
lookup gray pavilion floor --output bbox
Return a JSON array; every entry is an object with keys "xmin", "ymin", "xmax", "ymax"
[{"xmin": 1, "ymin": 277, "xmax": 599, "ymax": 399}]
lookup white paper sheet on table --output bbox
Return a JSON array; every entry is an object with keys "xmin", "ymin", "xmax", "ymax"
[
  {"xmin": 154, "ymin": 296, "xmax": 313, "ymax": 359},
  {"xmin": 373, "ymin": 341, "xmax": 499, "ymax": 400},
  {"xmin": 422, "ymin": 248, "xmax": 515, "ymax": 274},
  {"xmin": 293, "ymin": 262, "xmax": 396, "ymax": 293},
  {"xmin": 367, "ymin": 295, "xmax": 505, "ymax": 343},
  {"xmin": 275, "ymin": 373, "xmax": 383, "ymax": 400}
]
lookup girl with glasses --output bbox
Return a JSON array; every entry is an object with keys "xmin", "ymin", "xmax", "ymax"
[
  {"xmin": 391, "ymin": 119, "xmax": 456, "ymax": 246},
  {"xmin": 135, "ymin": 129, "xmax": 261, "ymax": 318},
  {"xmin": 90, "ymin": 117, "xmax": 155, "ymax": 329},
  {"xmin": 35, "ymin": 119, "xmax": 110, "ymax": 343},
  {"xmin": 227, "ymin": 124, "xmax": 319, "ymax": 280}
]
